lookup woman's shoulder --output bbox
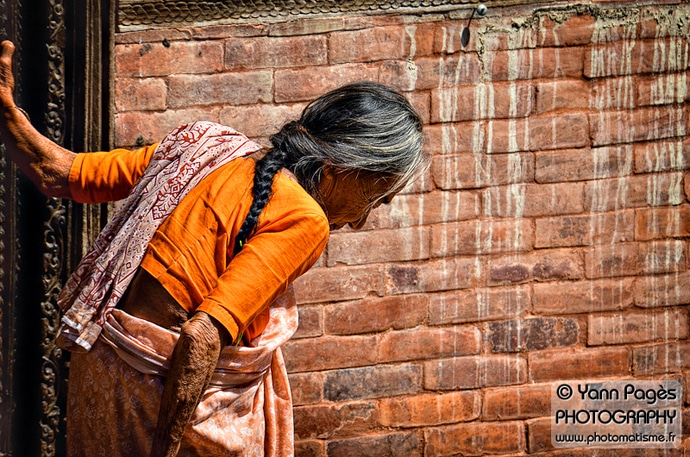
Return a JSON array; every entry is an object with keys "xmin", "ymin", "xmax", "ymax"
[{"xmin": 271, "ymin": 171, "xmax": 326, "ymax": 218}]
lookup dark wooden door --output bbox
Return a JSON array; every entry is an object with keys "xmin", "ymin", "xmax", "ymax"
[{"xmin": 0, "ymin": 1, "xmax": 113, "ymax": 455}]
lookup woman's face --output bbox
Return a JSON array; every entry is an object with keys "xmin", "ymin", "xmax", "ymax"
[{"xmin": 318, "ymin": 166, "xmax": 398, "ymax": 231}]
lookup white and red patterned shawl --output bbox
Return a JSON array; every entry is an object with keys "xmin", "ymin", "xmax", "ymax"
[{"xmin": 56, "ymin": 121, "xmax": 263, "ymax": 352}]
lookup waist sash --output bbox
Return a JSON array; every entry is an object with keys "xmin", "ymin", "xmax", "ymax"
[{"xmin": 100, "ymin": 287, "xmax": 299, "ymax": 387}]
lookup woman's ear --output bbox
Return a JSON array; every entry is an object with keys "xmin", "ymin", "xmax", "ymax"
[{"xmin": 320, "ymin": 163, "xmax": 336, "ymax": 184}]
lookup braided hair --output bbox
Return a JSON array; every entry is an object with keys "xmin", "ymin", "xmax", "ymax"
[
  {"xmin": 233, "ymin": 82, "xmax": 426, "ymax": 254},
  {"xmin": 232, "ymin": 143, "xmax": 287, "ymax": 255}
]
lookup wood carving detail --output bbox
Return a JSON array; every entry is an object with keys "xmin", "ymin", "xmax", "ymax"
[
  {"xmin": 41, "ymin": 0, "xmax": 67, "ymax": 456},
  {"xmin": 119, "ymin": 0, "xmax": 475, "ymax": 27}
]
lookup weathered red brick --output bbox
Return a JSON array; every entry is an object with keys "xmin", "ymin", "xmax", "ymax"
[
  {"xmin": 489, "ymin": 250, "xmax": 584, "ymax": 285},
  {"xmin": 431, "ymin": 82, "xmax": 533, "ymax": 122},
  {"xmin": 527, "ymin": 417, "xmax": 553, "ymax": 454},
  {"xmin": 483, "ymin": 182, "xmax": 584, "ymax": 217},
  {"xmin": 293, "ymin": 305, "xmax": 323, "ymax": 339},
  {"xmin": 115, "ymin": 41, "xmax": 224, "ymax": 77},
  {"xmin": 391, "ymin": 55, "xmax": 482, "ymax": 90},
  {"xmin": 538, "ymin": 13, "xmax": 596, "ymax": 47},
  {"xmin": 638, "ymin": 8, "xmax": 690, "ymax": 40},
  {"xmin": 633, "ymin": 138, "xmax": 690, "ymax": 174},
  {"xmin": 535, "ymin": 145, "xmax": 634, "ymax": 183},
  {"xmin": 428, "ymin": 282, "xmax": 525, "ymax": 322},
  {"xmin": 385, "ymin": 256, "xmax": 478, "ymax": 295},
  {"xmin": 326, "ymin": 227, "xmax": 430, "ymax": 266},
  {"xmin": 528, "ymin": 113, "xmax": 590, "ymax": 151},
  {"xmin": 478, "ymin": 16, "xmax": 521, "ymax": 52},
  {"xmin": 634, "ymin": 272, "xmax": 690, "ymax": 308},
  {"xmin": 293, "ymin": 402, "xmax": 377, "ymax": 440},
  {"xmin": 633, "ymin": 341, "xmax": 690, "ymax": 375},
  {"xmin": 432, "ymin": 153, "xmax": 535, "ymax": 190},
  {"xmin": 274, "ymin": 64, "xmax": 378, "ymax": 102},
  {"xmin": 407, "ymin": 91, "xmax": 430, "ymax": 124},
  {"xmin": 635, "ymin": 205, "xmax": 690, "ymax": 240},
  {"xmin": 589, "ymin": 106, "xmax": 686, "ymax": 146},
  {"xmin": 533, "ymin": 278, "xmax": 634, "ymax": 314},
  {"xmin": 327, "ymin": 432, "xmax": 421, "ymax": 457},
  {"xmin": 424, "ymin": 355, "xmax": 527, "ymax": 390},
  {"xmin": 636, "ymin": 72, "xmax": 690, "ymax": 106},
  {"xmin": 406, "ymin": 22, "xmax": 436, "ymax": 57},
  {"xmin": 379, "ymin": 391, "xmax": 480, "ymax": 427},
  {"xmin": 587, "ymin": 240, "xmax": 686, "ymax": 278},
  {"xmin": 432, "ymin": 21, "xmax": 465, "ymax": 54},
  {"xmin": 283, "ymin": 335, "xmax": 377, "ymax": 372},
  {"xmin": 114, "ymin": 108, "xmax": 220, "ymax": 147},
  {"xmin": 225, "ymin": 35, "xmax": 327, "ymax": 70},
  {"xmin": 585, "ymin": 38, "xmax": 689, "ymax": 78},
  {"xmin": 289, "ymin": 372, "xmax": 324, "ymax": 406},
  {"xmin": 482, "ymin": 384, "xmax": 551, "ymax": 420},
  {"xmin": 219, "ymin": 102, "xmax": 305, "ymax": 139},
  {"xmin": 114, "ymin": 77, "xmax": 167, "ymax": 112},
  {"xmin": 431, "ymin": 219, "xmax": 534, "ymax": 256},
  {"xmin": 294, "ymin": 440, "xmax": 324, "ymax": 457},
  {"xmin": 645, "ymin": 239, "xmax": 687, "ymax": 274},
  {"xmin": 484, "ymin": 118, "xmax": 530, "ymax": 153},
  {"xmin": 535, "ymin": 79, "xmax": 591, "ymax": 114},
  {"xmin": 535, "ymin": 211, "xmax": 635, "ymax": 248},
  {"xmin": 584, "ymin": 242, "xmax": 645, "ymax": 278},
  {"xmin": 324, "ymin": 294, "xmax": 427, "ymax": 335},
  {"xmin": 591, "ymin": 76, "xmax": 637, "ymax": 110},
  {"xmin": 329, "ymin": 26, "xmax": 409, "ymax": 64},
  {"xmin": 487, "ymin": 317, "xmax": 580, "ymax": 352},
  {"xmin": 490, "ymin": 262, "xmax": 537, "ymax": 285},
  {"xmin": 425, "ymin": 421, "xmax": 525, "ymax": 456},
  {"xmin": 483, "ymin": 47, "xmax": 585, "ymax": 81},
  {"xmin": 323, "ymin": 364, "xmax": 421, "ymax": 401},
  {"xmin": 167, "ymin": 71, "xmax": 273, "ymax": 108},
  {"xmin": 378, "ymin": 325, "xmax": 481, "ymax": 363},
  {"xmin": 529, "ymin": 347, "xmax": 631, "ymax": 381},
  {"xmin": 584, "ymin": 173, "xmax": 684, "ymax": 212},
  {"xmin": 365, "ymin": 191, "xmax": 479, "ymax": 230},
  {"xmin": 293, "ymin": 265, "xmax": 385, "ymax": 304},
  {"xmin": 588, "ymin": 309, "xmax": 689, "ymax": 345},
  {"xmin": 424, "ymin": 122, "xmax": 483, "ymax": 155}
]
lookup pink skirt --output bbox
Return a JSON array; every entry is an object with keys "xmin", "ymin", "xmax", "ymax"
[{"xmin": 66, "ymin": 291, "xmax": 298, "ymax": 457}]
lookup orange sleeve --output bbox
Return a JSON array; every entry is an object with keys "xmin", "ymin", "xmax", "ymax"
[{"xmin": 68, "ymin": 144, "xmax": 158, "ymax": 203}]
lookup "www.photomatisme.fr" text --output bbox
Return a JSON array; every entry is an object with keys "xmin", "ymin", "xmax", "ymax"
[{"xmin": 554, "ymin": 431, "xmax": 678, "ymax": 446}]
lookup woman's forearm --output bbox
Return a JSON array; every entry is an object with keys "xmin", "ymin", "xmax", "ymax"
[
  {"xmin": 150, "ymin": 311, "xmax": 229, "ymax": 457},
  {"xmin": 0, "ymin": 41, "xmax": 75, "ymax": 199}
]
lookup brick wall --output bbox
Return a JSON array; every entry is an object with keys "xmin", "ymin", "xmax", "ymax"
[{"xmin": 114, "ymin": 2, "xmax": 690, "ymax": 455}]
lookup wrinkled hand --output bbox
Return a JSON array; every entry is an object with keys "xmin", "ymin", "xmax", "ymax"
[{"xmin": 0, "ymin": 41, "xmax": 15, "ymax": 104}]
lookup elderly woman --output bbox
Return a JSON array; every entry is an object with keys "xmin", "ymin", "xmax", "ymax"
[{"xmin": 0, "ymin": 41, "xmax": 426, "ymax": 456}]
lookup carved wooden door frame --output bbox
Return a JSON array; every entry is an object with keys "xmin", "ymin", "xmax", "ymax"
[{"xmin": 0, "ymin": 1, "xmax": 113, "ymax": 455}]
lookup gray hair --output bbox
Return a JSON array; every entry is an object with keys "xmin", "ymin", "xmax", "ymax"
[{"xmin": 271, "ymin": 82, "xmax": 428, "ymax": 201}]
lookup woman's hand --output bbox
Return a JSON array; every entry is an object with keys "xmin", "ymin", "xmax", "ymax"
[
  {"xmin": 0, "ymin": 41, "xmax": 17, "ymax": 107},
  {"xmin": 0, "ymin": 40, "xmax": 76, "ymax": 199},
  {"xmin": 150, "ymin": 311, "xmax": 229, "ymax": 457}
]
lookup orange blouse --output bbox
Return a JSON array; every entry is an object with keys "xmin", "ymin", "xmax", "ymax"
[{"xmin": 69, "ymin": 146, "xmax": 329, "ymax": 342}]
